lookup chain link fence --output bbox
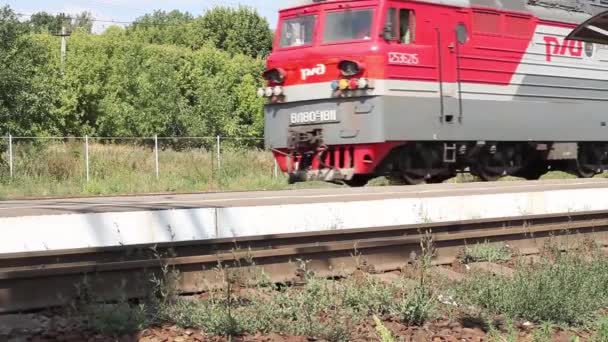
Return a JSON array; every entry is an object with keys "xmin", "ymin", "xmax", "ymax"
[{"xmin": 0, "ymin": 135, "xmax": 282, "ymax": 197}]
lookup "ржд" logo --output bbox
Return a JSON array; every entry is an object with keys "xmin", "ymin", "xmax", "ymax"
[
  {"xmin": 543, "ymin": 36, "xmax": 582, "ymax": 62},
  {"xmin": 300, "ymin": 64, "xmax": 326, "ymax": 80}
]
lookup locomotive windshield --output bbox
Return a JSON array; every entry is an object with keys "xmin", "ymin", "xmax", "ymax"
[
  {"xmin": 280, "ymin": 15, "xmax": 316, "ymax": 48},
  {"xmin": 323, "ymin": 9, "xmax": 373, "ymax": 43}
]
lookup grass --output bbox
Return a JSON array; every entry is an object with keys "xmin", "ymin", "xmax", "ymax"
[
  {"xmin": 80, "ymin": 271, "xmax": 424, "ymax": 340},
  {"xmin": 152, "ymin": 271, "xmax": 432, "ymax": 341},
  {"xmin": 1, "ymin": 140, "xmax": 607, "ymax": 199},
  {"xmin": 463, "ymin": 241, "xmax": 512, "ymax": 263},
  {"xmin": 66, "ymin": 237, "xmax": 608, "ymax": 341},
  {"xmin": 74, "ymin": 238, "xmax": 439, "ymax": 341},
  {"xmin": 0, "ymin": 140, "xmax": 336, "ymax": 199},
  {"xmin": 592, "ymin": 316, "xmax": 608, "ymax": 342},
  {"xmin": 455, "ymin": 253, "xmax": 608, "ymax": 325}
]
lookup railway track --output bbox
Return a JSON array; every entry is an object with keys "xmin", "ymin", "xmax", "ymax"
[{"xmin": 2, "ymin": 210, "xmax": 608, "ymax": 313}]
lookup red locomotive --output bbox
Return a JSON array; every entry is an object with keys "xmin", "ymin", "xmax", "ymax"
[{"xmin": 259, "ymin": 0, "xmax": 608, "ymax": 186}]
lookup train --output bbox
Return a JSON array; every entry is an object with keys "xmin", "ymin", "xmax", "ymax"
[{"xmin": 258, "ymin": 0, "xmax": 608, "ymax": 186}]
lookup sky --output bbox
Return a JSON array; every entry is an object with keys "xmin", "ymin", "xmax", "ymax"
[{"xmin": 1, "ymin": 0, "xmax": 281, "ymax": 32}]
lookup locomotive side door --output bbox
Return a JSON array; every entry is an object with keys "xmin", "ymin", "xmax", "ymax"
[
  {"xmin": 435, "ymin": 11, "xmax": 463, "ymax": 125},
  {"xmin": 383, "ymin": 4, "xmax": 462, "ymax": 124},
  {"xmin": 383, "ymin": 4, "xmax": 437, "ymax": 91}
]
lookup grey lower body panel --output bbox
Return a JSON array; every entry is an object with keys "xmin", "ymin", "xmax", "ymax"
[
  {"xmin": 264, "ymin": 97, "xmax": 386, "ymax": 149},
  {"xmin": 264, "ymin": 95, "xmax": 608, "ymax": 149},
  {"xmin": 383, "ymin": 96, "xmax": 608, "ymax": 142}
]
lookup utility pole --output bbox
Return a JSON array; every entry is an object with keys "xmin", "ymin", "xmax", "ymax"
[{"xmin": 55, "ymin": 26, "xmax": 71, "ymax": 75}]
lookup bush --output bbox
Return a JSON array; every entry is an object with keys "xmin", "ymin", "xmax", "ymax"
[
  {"xmin": 463, "ymin": 241, "xmax": 512, "ymax": 263},
  {"xmin": 456, "ymin": 255, "xmax": 608, "ymax": 325},
  {"xmin": 339, "ymin": 276, "xmax": 395, "ymax": 318},
  {"xmin": 392, "ymin": 285, "xmax": 436, "ymax": 326}
]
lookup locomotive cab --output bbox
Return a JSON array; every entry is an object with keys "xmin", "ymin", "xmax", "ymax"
[{"xmin": 262, "ymin": 0, "xmax": 425, "ymax": 185}]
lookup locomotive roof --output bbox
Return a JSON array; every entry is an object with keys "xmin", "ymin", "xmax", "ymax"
[{"xmin": 283, "ymin": 0, "xmax": 608, "ymax": 24}]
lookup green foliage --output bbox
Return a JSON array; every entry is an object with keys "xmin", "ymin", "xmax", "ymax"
[
  {"xmin": 84, "ymin": 303, "xmax": 151, "ymax": 334},
  {"xmin": 28, "ymin": 11, "xmax": 93, "ymax": 34},
  {"xmin": 392, "ymin": 285, "xmax": 436, "ymax": 326},
  {"xmin": 126, "ymin": 6, "xmax": 273, "ymax": 58},
  {"xmin": 190, "ymin": 6, "xmax": 273, "ymax": 58},
  {"xmin": 373, "ymin": 315, "xmax": 396, "ymax": 342},
  {"xmin": 0, "ymin": 6, "xmax": 61, "ymax": 137},
  {"xmin": 128, "ymin": 10, "xmax": 195, "ymax": 46},
  {"xmin": 339, "ymin": 276, "xmax": 394, "ymax": 318},
  {"xmin": 456, "ymin": 254, "xmax": 608, "ymax": 325},
  {"xmin": 590, "ymin": 316, "xmax": 608, "ymax": 342},
  {"xmin": 531, "ymin": 322, "xmax": 554, "ymax": 342},
  {"xmin": 463, "ymin": 241, "xmax": 512, "ymax": 263},
  {"xmin": 0, "ymin": 5, "xmax": 269, "ymax": 140}
]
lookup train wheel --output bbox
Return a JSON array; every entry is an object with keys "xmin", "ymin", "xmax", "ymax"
[
  {"xmin": 515, "ymin": 149, "xmax": 548, "ymax": 180},
  {"xmin": 572, "ymin": 143, "xmax": 601, "ymax": 178},
  {"xmin": 519, "ymin": 163, "xmax": 548, "ymax": 180},
  {"xmin": 574, "ymin": 162, "xmax": 596, "ymax": 178},
  {"xmin": 398, "ymin": 144, "xmax": 429, "ymax": 185},
  {"xmin": 471, "ymin": 143, "xmax": 526, "ymax": 181},
  {"xmin": 428, "ymin": 171, "xmax": 456, "ymax": 184},
  {"xmin": 343, "ymin": 175, "xmax": 371, "ymax": 187},
  {"xmin": 471, "ymin": 146, "xmax": 505, "ymax": 182}
]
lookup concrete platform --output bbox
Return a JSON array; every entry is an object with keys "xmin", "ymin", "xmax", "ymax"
[{"xmin": 1, "ymin": 179, "xmax": 608, "ymax": 254}]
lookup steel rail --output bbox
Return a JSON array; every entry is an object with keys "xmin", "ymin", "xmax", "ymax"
[{"xmin": 2, "ymin": 210, "xmax": 608, "ymax": 313}]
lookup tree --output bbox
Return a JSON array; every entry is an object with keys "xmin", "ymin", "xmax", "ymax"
[
  {"xmin": 28, "ymin": 12, "xmax": 58, "ymax": 33},
  {"xmin": 0, "ymin": 6, "xmax": 61, "ymax": 136},
  {"xmin": 28, "ymin": 11, "xmax": 93, "ymax": 34},
  {"xmin": 70, "ymin": 11, "xmax": 93, "ymax": 33},
  {"xmin": 128, "ymin": 10, "xmax": 195, "ymax": 46},
  {"xmin": 0, "ymin": 5, "xmax": 269, "ymax": 139},
  {"xmin": 191, "ymin": 6, "xmax": 273, "ymax": 58}
]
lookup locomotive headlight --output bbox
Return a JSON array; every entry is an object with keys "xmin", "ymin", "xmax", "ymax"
[
  {"xmin": 338, "ymin": 79, "xmax": 349, "ymax": 90},
  {"xmin": 348, "ymin": 79, "xmax": 359, "ymax": 90},
  {"xmin": 264, "ymin": 87, "xmax": 273, "ymax": 97},
  {"xmin": 272, "ymin": 86, "xmax": 283, "ymax": 96},
  {"xmin": 263, "ymin": 68, "xmax": 286, "ymax": 84},
  {"xmin": 338, "ymin": 60, "xmax": 364, "ymax": 77},
  {"xmin": 257, "ymin": 88, "xmax": 266, "ymax": 97},
  {"xmin": 358, "ymin": 78, "xmax": 368, "ymax": 89}
]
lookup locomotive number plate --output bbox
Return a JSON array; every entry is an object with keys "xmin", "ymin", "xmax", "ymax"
[{"xmin": 289, "ymin": 109, "xmax": 339, "ymax": 126}]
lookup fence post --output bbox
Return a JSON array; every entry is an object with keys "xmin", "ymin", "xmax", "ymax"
[
  {"xmin": 85, "ymin": 135, "xmax": 90, "ymax": 182},
  {"xmin": 216, "ymin": 135, "xmax": 221, "ymax": 174},
  {"xmin": 8, "ymin": 134, "xmax": 13, "ymax": 179},
  {"xmin": 155, "ymin": 135, "xmax": 160, "ymax": 179}
]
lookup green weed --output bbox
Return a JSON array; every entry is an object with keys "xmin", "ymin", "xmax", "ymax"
[
  {"xmin": 339, "ymin": 275, "xmax": 394, "ymax": 319},
  {"xmin": 456, "ymin": 254, "xmax": 608, "ymax": 325},
  {"xmin": 531, "ymin": 322, "xmax": 553, "ymax": 342},
  {"xmin": 591, "ymin": 316, "xmax": 608, "ymax": 342},
  {"xmin": 393, "ymin": 284, "xmax": 436, "ymax": 326},
  {"xmin": 463, "ymin": 241, "xmax": 512, "ymax": 263},
  {"xmin": 373, "ymin": 315, "xmax": 396, "ymax": 342}
]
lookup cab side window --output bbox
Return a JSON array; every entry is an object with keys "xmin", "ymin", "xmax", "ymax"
[
  {"xmin": 400, "ymin": 9, "xmax": 415, "ymax": 43},
  {"xmin": 385, "ymin": 8, "xmax": 397, "ymax": 39},
  {"xmin": 386, "ymin": 8, "xmax": 415, "ymax": 43}
]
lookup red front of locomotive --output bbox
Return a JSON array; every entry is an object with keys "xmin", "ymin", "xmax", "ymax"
[{"xmin": 261, "ymin": 0, "xmax": 406, "ymax": 185}]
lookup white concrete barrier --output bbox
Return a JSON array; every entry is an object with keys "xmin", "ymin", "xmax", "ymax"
[
  {"xmin": 0, "ymin": 209, "xmax": 216, "ymax": 254},
  {"xmin": 1, "ymin": 187, "xmax": 607, "ymax": 254},
  {"xmin": 215, "ymin": 188, "xmax": 604, "ymax": 237}
]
